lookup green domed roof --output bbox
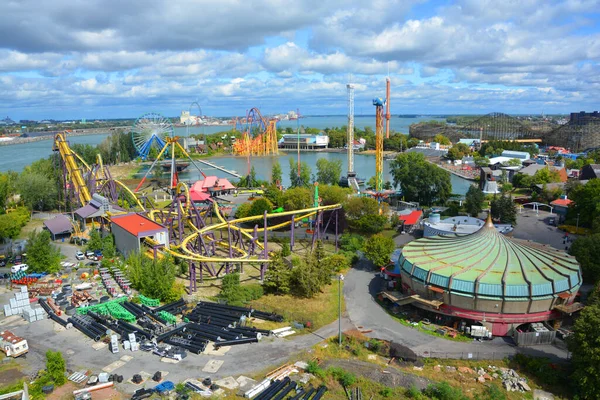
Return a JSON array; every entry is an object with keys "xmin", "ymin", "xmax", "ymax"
[{"xmin": 398, "ymin": 217, "xmax": 581, "ymax": 299}]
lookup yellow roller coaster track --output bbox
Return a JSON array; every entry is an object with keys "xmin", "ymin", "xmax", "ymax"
[{"xmin": 54, "ymin": 132, "xmax": 340, "ymax": 265}]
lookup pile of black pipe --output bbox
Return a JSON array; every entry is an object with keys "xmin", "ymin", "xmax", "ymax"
[
  {"xmin": 153, "ymin": 298, "xmax": 186, "ymax": 315},
  {"xmin": 71, "ymin": 314, "xmax": 110, "ymax": 337},
  {"xmin": 195, "ymin": 301, "xmax": 283, "ymax": 322},
  {"xmin": 183, "ymin": 322, "xmax": 260, "ymax": 348},
  {"xmin": 121, "ymin": 302, "xmax": 146, "ymax": 319},
  {"xmin": 88, "ymin": 311, "xmax": 151, "ymax": 342},
  {"xmin": 66, "ymin": 316, "xmax": 101, "ymax": 341},
  {"xmin": 39, "ymin": 299, "xmax": 70, "ymax": 328},
  {"xmin": 256, "ymin": 382, "xmax": 327, "ymax": 400}
]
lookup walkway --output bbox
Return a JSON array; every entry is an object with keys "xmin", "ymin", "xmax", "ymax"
[{"xmin": 343, "ymin": 261, "xmax": 570, "ymax": 361}]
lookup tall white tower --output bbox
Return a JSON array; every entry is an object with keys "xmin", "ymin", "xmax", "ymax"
[{"xmin": 346, "ymin": 83, "xmax": 358, "ymax": 191}]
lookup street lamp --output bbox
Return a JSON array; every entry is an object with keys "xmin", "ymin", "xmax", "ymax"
[
  {"xmin": 576, "ymin": 213, "xmax": 580, "ymax": 235},
  {"xmin": 338, "ymin": 274, "xmax": 344, "ymax": 346}
]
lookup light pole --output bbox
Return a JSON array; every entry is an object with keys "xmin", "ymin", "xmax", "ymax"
[
  {"xmin": 576, "ymin": 213, "xmax": 580, "ymax": 235},
  {"xmin": 338, "ymin": 274, "xmax": 344, "ymax": 346}
]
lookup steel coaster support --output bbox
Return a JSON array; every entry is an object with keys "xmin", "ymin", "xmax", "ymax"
[
  {"xmin": 227, "ymin": 222, "xmax": 233, "ymax": 274},
  {"xmin": 261, "ymin": 211, "xmax": 268, "ymax": 280},
  {"xmin": 189, "ymin": 261, "xmax": 196, "ymax": 292},
  {"xmin": 335, "ymin": 209, "xmax": 339, "ymax": 252},
  {"xmin": 291, "ymin": 214, "xmax": 295, "ymax": 250},
  {"xmin": 311, "ymin": 211, "xmax": 321, "ymax": 250},
  {"xmin": 251, "ymin": 225, "xmax": 258, "ymax": 256}
]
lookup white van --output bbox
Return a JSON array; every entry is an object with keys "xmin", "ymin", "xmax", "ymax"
[{"xmin": 10, "ymin": 264, "xmax": 28, "ymax": 274}]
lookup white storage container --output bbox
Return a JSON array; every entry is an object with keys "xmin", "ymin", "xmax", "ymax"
[
  {"xmin": 4, "ymin": 305, "xmax": 12, "ymax": 317},
  {"xmin": 123, "ymin": 340, "xmax": 131, "ymax": 350}
]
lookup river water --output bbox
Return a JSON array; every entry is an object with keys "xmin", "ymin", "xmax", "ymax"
[{"xmin": 2, "ymin": 115, "xmax": 472, "ymax": 194}]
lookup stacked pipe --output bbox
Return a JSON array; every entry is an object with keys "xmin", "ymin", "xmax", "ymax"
[
  {"xmin": 71, "ymin": 314, "xmax": 109, "ymax": 337},
  {"xmin": 195, "ymin": 301, "xmax": 284, "ymax": 322},
  {"xmin": 153, "ymin": 298, "xmax": 186, "ymax": 314},
  {"xmin": 88, "ymin": 311, "xmax": 152, "ymax": 342},
  {"xmin": 67, "ymin": 316, "xmax": 101, "ymax": 341},
  {"xmin": 183, "ymin": 322, "xmax": 260, "ymax": 348},
  {"xmin": 112, "ymin": 270, "xmax": 131, "ymax": 295},
  {"xmin": 121, "ymin": 302, "xmax": 146, "ymax": 319},
  {"xmin": 39, "ymin": 298, "xmax": 71, "ymax": 328},
  {"xmin": 99, "ymin": 268, "xmax": 119, "ymax": 297}
]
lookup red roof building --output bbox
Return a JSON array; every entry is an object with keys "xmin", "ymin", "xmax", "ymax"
[
  {"xmin": 399, "ymin": 210, "xmax": 423, "ymax": 226},
  {"xmin": 550, "ymin": 198, "xmax": 573, "ymax": 207},
  {"xmin": 191, "ymin": 176, "xmax": 235, "ymax": 195},
  {"xmin": 110, "ymin": 213, "xmax": 169, "ymax": 256}
]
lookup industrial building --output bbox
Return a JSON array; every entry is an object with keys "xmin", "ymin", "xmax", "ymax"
[
  {"xmin": 110, "ymin": 213, "xmax": 169, "ymax": 257},
  {"xmin": 423, "ymin": 214, "xmax": 513, "ymax": 237},
  {"xmin": 389, "ymin": 216, "xmax": 582, "ymax": 336},
  {"xmin": 278, "ymin": 133, "xmax": 329, "ymax": 150}
]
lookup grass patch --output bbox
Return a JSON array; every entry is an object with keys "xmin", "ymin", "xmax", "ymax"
[
  {"xmin": 17, "ymin": 218, "xmax": 44, "ymax": 239},
  {"xmin": 250, "ymin": 280, "xmax": 344, "ymax": 331},
  {"xmin": 380, "ymin": 229, "xmax": 399, "ymax": 239}
]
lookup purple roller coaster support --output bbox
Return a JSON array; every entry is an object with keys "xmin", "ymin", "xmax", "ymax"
[
  {"xmin": 335, "ymin": 210, "xmax": 338, "ymax": 252},
  {"xmin": 261, "ymin": 211, "xmax": 268, "ymax": 280},
  {"xmin": 252, "ymin": 225, "xmax": 258, "ymax": 256},
  {"xmin": 227, "ymin": 222, "xmax": 233, "ymax": 274},
  {"xmin": 291, "ymin": 214, "xmax": 295, "ymax": 250},
  {"xmin": 189, "ymin": 261, "xmax": 196, "ymax": 292}
]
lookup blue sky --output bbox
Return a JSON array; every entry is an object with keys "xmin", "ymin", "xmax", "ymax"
[{"xmin": 0, "ymin": 0, "xmax": 599, "ymax": 120}]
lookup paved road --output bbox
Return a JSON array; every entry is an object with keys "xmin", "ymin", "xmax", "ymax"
[
  {"xmin": 512, "ymin": 209, "xmax": 576, "ymax": 250},
  {"xmin": 343, "ymin": 261, "xmax": 570, "ymax": 361}
]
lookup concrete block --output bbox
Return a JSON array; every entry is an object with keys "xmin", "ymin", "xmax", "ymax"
[
  {"xmin": 9, "ymin": 299, "xmax": 17, "ymax": 308},
  {"xmin": 21, "ymin": 286, "xmax": 28, "ymax": 293},
  {"xmin": 4, "ymin": 305, "xmax": 12, "ymax": 317}
]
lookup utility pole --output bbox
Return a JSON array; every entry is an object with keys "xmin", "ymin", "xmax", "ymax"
[
  {"xmin": 338, "ymin": 274, "xmax": 344, "ymax": 346},
  {"xmin": 385, "ymin": 77, "xmax": 391, "ymax": 139}
]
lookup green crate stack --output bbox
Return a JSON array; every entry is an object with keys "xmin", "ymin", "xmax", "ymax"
[{"xmin": 139, "ymin": 295, "xmax": 160, "ymax": 307}]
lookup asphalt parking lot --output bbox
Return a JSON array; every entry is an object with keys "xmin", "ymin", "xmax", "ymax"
[{"xmin": 512, "ymin": 209, "xmax": 576, "ymax": 250}]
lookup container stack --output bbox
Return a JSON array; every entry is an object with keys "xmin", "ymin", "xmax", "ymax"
[{"xmin": 3, "ymin": 286, "xmax": 31, "ymax": 316}]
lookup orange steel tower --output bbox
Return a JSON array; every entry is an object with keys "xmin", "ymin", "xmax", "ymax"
[{"xmin": 385, "ymin": 77, "xmax": 391, "ymax": 139}]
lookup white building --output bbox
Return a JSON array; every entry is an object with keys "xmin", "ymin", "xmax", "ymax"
[
  {"xmin": 424, "ymin": 214, "xmax": 513, "ymax": 237},
  {"xmin": 279, "ymin": 133, "xmax": 329, "ymax": 150},
  {"xmin": 501, "ymin": 150, "xmax": 530, "ymax": 160}
]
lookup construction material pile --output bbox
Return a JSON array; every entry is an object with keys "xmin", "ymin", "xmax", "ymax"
[
  {"xmin": 3, "ymin": 286, "xmax": 46, "ymax": 323},
  {"xmin": 244, "ymin": 364, "xmax": 327, "ymax": 399}
]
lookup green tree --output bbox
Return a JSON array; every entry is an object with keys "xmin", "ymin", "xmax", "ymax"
[
  {"xmin": 464, "ymin": 185, "xmax": 484, "ymax": 217},
  {"xmin": 316, "ymin": 158, "xmax": 342, "ymax": 185},
  {"xmin": 473, "ymin": 156, "xmax": 490, "ymax": 167},
  {"xmin": 264, "ymin": 252, "xmax": 292, "ymax": 295},
  {"xmin": 26, "ymin": 230, "xmax": 62, "ymax": 273},
  {"xmin": 45, "ymin": 350, "xmax": 66, "ymax": 386},
  {"xmin": 490, "ymin": 194, "xmax": 517, "ymax": 225},
  {"xmin": 125, "ymin": 253, "xmax": 180, "ymax": 302},
  {"xmin": 505, "ymin": 158, "xmax": 522, "ymax": 167},
  {"xmin": 0, "ymin": 172, "xmax": 10, "ymax": 210},
  {"xmin": 512, "ymin": 173, "xmax": 533, "ymax": 188},
  {"xmin": 433, "ymin": 134, "xmax": 451, "ymax": 145},
  {"xmin": 321, "ymin": 253, "xmax": 350, "ymax": 273},
  {"xmin": 569, "ymin": 234, "xmax": 600, "ymax": 284},
  {"xmin": 568, "ymin": 179, "xmax": 600, "ymax": 232},
  {"xmin": 281, "ymin": 187, "xmax": 312, "ymax": 211},
  {"xmin": 532, "ymin": 168, "xmax": 561, "ymax": 184},
  {"xmin": 343, "ymin": 196, "xmax": 387, "ymax": 233},
  {"xmin": 17, "ymin": 172, "xmax": 58, "ymax": 211},
  {"xmin": 500, "ymin": 183, "xmax": 513, "ymax": 194},
  {"xmin": 390, "ymin": 152, "xmax": 451, "ymax": 205},
  {"xmin": 0, "ymin": 207, "xmax": 30, "ymax": 241},
  {"xmin": 319, "ymin": 185, "xmax": 351, "ymax": 205},
  {"xmin": 288, "ymin": 158, "xmax": 312, "ymax": 187},
  {"xmin": 568, "ymin": 301, "xmax": 600, "ymax": 399},
  {"xmin": 445, "ymin": 146, "xmax": 464, "ymax": 161},
  {"xmin": 271, "ymin": 161, "xmax": 282, "ymax": 185},
  {"xmin": 363, "ymin": 234, "xmax": 395, "ymax": 268},
  {"xmin": 291, "ymin": 260, "xmax": 322, "ymax": 298},
  {"xmin": 86, "ymin": 230, "xmax": 103, "ymax": 252},
  {"xmin": 340, "ymin": 234, "xmax": 365, "ymax": 252},
  {"xmin": 102, "ymin": 234, "xmax": 116, "ymax": 259},
  {"xmin": 248, "ymin": 197, "xmax": 274, "ymax": 216}
]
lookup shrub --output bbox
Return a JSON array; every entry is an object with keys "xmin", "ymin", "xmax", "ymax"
[
  {"xmin": 45, "ymin": 350, "xmax": 66, "ymax": 386},
  {"xmin": 423, "ymin": 381, "xmax": 468, "ymax": 400},
  {"xmin": 406, "ymin": 385, "xmax": 423, "ymax": 399},
  {"xmin": 368, "ymin": 338, "xmax": 382, "ymax": 352},
  {"xmin": 281, "ymin": 242, "xmax": 291, "ymax": 257},
  {"xmin": 380, "ymin": 387, "xmax": 394, "ymax": 398},
  {"xmin": 328, "ymin": 367, "xmax": 356, "ymax": 387}
]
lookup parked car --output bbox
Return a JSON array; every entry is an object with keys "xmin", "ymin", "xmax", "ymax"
[
  {"xmin": 14, "ymin": 255, "xmax": 22, "ymax": 264},
  {"xmin": 93, "ymin": 250, "xmax": 103, "ymax": 261},
  {"xmin": 0, "ymin": 256, "xmax": 6, "ymax": 267},
  {"xmin": 75, "ymin": 251, "xmax": 85, "ymax": 260},
  {"xmin": 85, "ymin": 251, "xmax": 95, "ymax": 259},
  {"xmin": 10, "ymin": 264, "xmax": 28, "ymax": 274}
]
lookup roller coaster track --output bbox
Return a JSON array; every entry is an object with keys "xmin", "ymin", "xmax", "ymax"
[
  {"xmin": 54, "ymin": 131, "xmax": 340, "ymax": 266},
  {"xmin": 54, "ymin": 132, "xmax": 92, "ymax": 205}
]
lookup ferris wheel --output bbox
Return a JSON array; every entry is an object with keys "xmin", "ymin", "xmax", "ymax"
[{"xmin": 131, "ymin": 112, "xmax": 173, "ymax": 159}]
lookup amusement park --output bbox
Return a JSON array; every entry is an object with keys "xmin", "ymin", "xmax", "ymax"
[{"xmin": 1, "ymin": 77, "xmax": 599, "ymax": 399}]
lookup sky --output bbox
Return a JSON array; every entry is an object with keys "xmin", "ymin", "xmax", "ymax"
[{"xmin": 1, "ymin": 0, "xmax": 599, "ymax": 120}]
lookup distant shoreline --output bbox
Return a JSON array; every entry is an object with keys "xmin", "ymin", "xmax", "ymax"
[{"xmin": 0, "ymin": 127, "xmax": 126, "ymax": 146}]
